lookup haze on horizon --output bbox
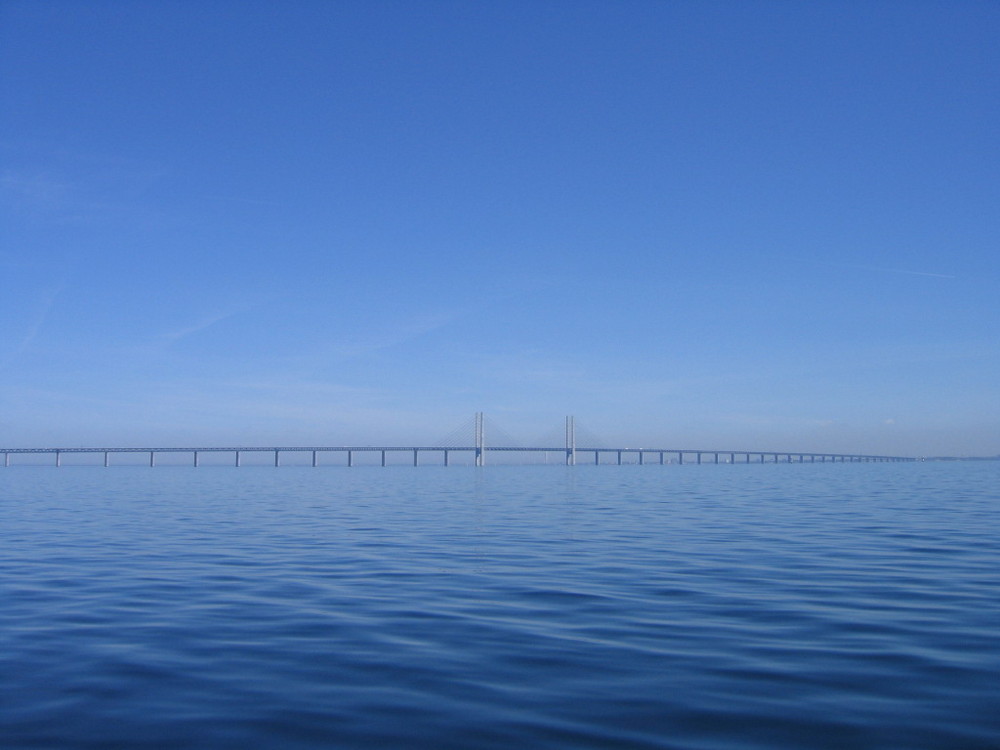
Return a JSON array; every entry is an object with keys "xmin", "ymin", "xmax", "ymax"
[{"xmin": 1, "ymin": 0, "xmax": 998, "ymax": 458}]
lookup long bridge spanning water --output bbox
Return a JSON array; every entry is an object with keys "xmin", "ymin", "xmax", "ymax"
[{"xmin": 1, "ymin": 414, "xmax": 914, "ymax": 467}]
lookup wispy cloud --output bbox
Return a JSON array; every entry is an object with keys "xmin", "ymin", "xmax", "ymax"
[
  {"xmin": 201, "ymin": 193, "xmax": 283, "ymax": 207},
  {"xmin": 162, "ymin": 308, "xmax": 251, "ymax": 343},
  {"xmin": 810, "ymin": 259, "xmax": 956, "ymax": 279},
  {"xmin": 326, "ymin": 310, "xmax": 463, "ymax": 358},
  {"xmin": 0, "ymin": 282, "xmax": 66, "ymax": 371},
  {"xmin": 1, "ymin": 152, "xmax": 170, "ymax": 224},
  {"xmin": 0, "ymin": 170, "xmax": 71, "ymax": 208}
]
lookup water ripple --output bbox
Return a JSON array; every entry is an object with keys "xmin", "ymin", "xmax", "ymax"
[{"xmin": 2, "ymin": 463, "xmax": 999, "ymax": 748}]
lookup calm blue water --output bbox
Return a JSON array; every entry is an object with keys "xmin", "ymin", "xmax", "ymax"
[{"xmin": 2, "ymin": 462, "xmax": 998, "ymax": 749}]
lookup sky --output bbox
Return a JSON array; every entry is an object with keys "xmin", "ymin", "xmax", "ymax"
[{"xmin": 1, "ymin": 0, "xmax": 998, "ymax": 457}]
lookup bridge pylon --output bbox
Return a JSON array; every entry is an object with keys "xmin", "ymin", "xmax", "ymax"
[
  {"xmin": 566, "ymin": 415, "xmax": 576, "ymax": 465},
  {"xmin": 475, "ymin": 411, "xmax": 485, "ymax": 466}
]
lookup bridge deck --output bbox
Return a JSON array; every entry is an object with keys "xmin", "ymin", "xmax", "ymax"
[{"xmin": 1, "ymin": 445, "xmax": 915, "ymax": 466}]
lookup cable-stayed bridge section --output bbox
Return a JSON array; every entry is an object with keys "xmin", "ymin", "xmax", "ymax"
[{"xmin": 1, "ymin": 414, "xmax": 915, "ymax": 466}]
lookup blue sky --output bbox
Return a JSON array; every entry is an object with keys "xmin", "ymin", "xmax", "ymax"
[{"xmin": 1, "ymin": 0, "xmax": 998, "ymax": 456}]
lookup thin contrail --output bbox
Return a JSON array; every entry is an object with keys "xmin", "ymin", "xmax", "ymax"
[{"xmin": 810, "ymin": 259, "xmax": 956, "ymax": 279}]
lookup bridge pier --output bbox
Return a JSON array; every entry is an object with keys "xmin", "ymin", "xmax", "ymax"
[
  {"xmin": 413, "ymin": 449, "xmax": 419, "ymax": 466},
  {"xmin": 56, "ymin": 450, "xmax": 61, "ymax": 467},
  {"xmin": 697, "ymin": 452, "xmax": 702, "ymax": 464},
  {"xmin": 347, "ymin": 450, "xmax": 353, "ymax": 467},
  {"xmin": 194, "ymin": 451, "xmax": 199, "ymax": 467},
  {"xmin": 150, "ymin": 451, "xmax": 155, "ymax": 467},
  {"xmin": 659, "ymin": 451, "xmax": 665, "ymax": 465},
  {"xmin": 312, "ymin": 450, "xmax": 317, "ymax": 467},
  {"xmin": 678, "ymin": 452, "xmax": 683, "ymax": 464},
  {"xmin": 235, "ymin": 451, "xmax": 241, "ymax": 467},
  {"xmin": 274, "ymin": 450, "xmax": 279, "ymax": 467},
  {"xmin": 381, "ymin": 450, "xmax": 386, "ymax": 466},
  {"xmin": 104, "ymin": 451, "xmax": 109, "ymax": 468},
  {"xmin": 444, "ymin": 449, "xmax": 449, "ymax": 466},
  {"xmin": 595, "ymin": 451, "xmax": 600, "ymax": 465},
  {"xmin": 639, "ymin": 451, "xmax": 644, "ymax": 465}
]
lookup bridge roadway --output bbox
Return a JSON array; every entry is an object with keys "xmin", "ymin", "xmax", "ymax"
[{"xmin": 1, "ymin": 446, "xmax": 914, "ymax": 467}]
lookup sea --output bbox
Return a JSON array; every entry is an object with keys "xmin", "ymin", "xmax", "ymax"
[{"xmin": 1, "ymin": 461, "xmax": 998, "ymax": 749}]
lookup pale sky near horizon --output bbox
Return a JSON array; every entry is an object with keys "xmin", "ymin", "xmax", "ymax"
[{"xmin": 1, "ymin": 0, "xmax": 998, "ymax": 456}]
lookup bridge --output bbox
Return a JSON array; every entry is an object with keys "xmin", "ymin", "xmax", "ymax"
[{"xmin": 1, "ymin": 414, "xmax": 914, "ymax": 467}]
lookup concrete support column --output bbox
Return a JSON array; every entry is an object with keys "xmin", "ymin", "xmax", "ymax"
[
  {"xmin": 413, "ymin": 449, "xmax": 418, "ymax": 466},
  {"xmin": 56, "ymin": 450, "xmax": 61, "ymax": 467},
  {"xmin": 347, "ymin": 450, "xmax": 353, "ymax": 467},
  {"xmin": 312, "ymin": 451, "xmax": 317, "ymax": 467},
  {"xmin": 444, "ymin": 449, "xmax": 449, "ymax": 466},
  {"xmin": 381, "ymin": 450, "xmax": 386, "ymax": 467},
  {"xmin": 194, "ymin": 451, "xmax": 199, "ymax": 467},
  {"xmin": 678, "ymin": 452, "xmax": 683, "ymax": 465},
  {"xmin": 617, "ymin": 450, "xmax": 622, "ymax": 465},
  {"xmin": 150, "ymin": 451, "xmax": 155, "ymax": 467},
  {"xmin": 103, "ymin": 451, "xmax": 109, "ymax": 468},
  {"xmin": 274, "ymin": 450, "xmax": 279, "ymax": 467}
]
